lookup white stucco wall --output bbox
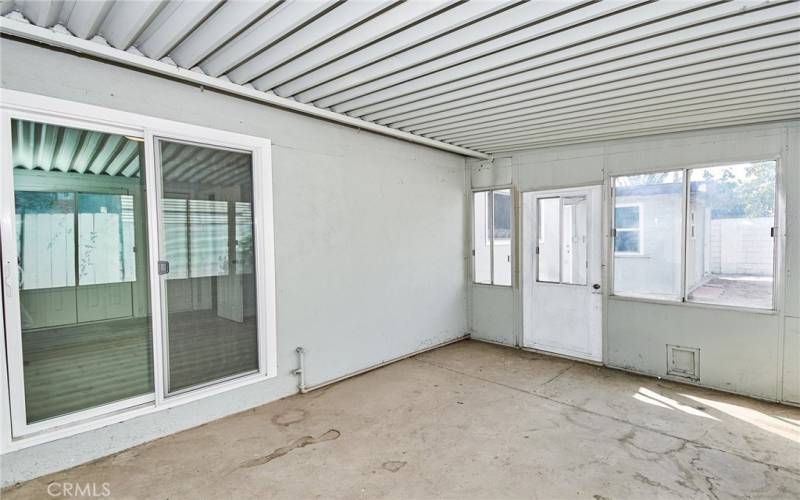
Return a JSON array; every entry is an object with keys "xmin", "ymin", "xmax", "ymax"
[{"xmin": 0, "ymin": 39, "xmax": 468, "ymax": 485}]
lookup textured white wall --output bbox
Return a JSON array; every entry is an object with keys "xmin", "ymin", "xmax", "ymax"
[{"xmin": 0, "ymin": 39, "xmax": 468, "ymax": 485}]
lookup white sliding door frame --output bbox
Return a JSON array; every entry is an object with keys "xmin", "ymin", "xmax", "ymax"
[{"xmin": 0, "ymin": 89, "xmax": 276, "ymax": 451}]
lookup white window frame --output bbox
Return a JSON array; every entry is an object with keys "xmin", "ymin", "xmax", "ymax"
[
  {"xmin": 608, "ymin": 159, "xmax": 781, "ymax": 312},
  {"xmin": 613, "ymin": 203, "xmax": 643, "ymax": 256},
  {"xmin": 0, "ymin": 90, "xmax": 277, "ymax": 450},
  {"xmin": 472, "ymin": 187, "xmax": 513, "ymax": 287}
]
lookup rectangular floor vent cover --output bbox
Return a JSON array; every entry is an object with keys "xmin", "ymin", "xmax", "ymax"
[{"xmin": 667, "ymin": 345, "xmax": 700, "ymax": 381}]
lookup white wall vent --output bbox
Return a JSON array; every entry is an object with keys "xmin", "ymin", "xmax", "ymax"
[{"xmin": 667, "ymin": 345, "xmax": 700, "ymax": 381}]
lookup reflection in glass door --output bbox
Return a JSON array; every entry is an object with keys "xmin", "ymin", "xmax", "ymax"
[
  {"xmin": 7, "ymin": 119, "xmax": 154, "ymax": 425},
  {"xmin": 155, "ymin": 139, "xmax": 259, "ymax": 394}
]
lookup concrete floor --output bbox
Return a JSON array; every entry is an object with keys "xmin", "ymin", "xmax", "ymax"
[
  {"xmin": 688, "ymin": 275, "xmax": 773, "ymax": 309},
  {"xmin": 4, "ymin": 340, "xmax": 800, "ymax": 499}
]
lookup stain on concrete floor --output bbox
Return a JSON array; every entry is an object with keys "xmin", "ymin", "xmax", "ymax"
[
  {"xmin": 3, "ymin": 340, "xmax": 799, "ymax": 499},
  {"xmin": 240, "ymin": 429, "xmax": 340, "ymax": 469}
]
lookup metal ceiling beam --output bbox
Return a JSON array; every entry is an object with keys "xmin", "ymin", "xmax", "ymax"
[
  {"xmin": 375, "ymin": 27, "xmax": 800, "ymax": 125},
  {"xmin": 458, "ymin": 94, "xmax": 800, "ymax": 149},
  {"xmin": 275, "ymin": 0, "xmax": 524, "ymax": 100},
  {"xmin": 321, "ymin": 0, "xmax": 704, "ymax": 111},
  {"xmin": 442, "ymin": 86, "xmax": 800, "ymax": 144},
  {"xmin": 0, "ymin": 17, "xmax": 489, "ymax": 159},
  {"xmin": 415, "ymin": 67, "xmax": 800, "ymax": 136},
  {"xmin": 135, "ymin": 0, "xmax": 222, "ymax": 61},
  {"xmin": 329, "ymin": 0, "xmax": 783, "ymax": 115},
  {"xmin": 227, "ymin": 0, "xmax": 398, "ymax": 85},
  {"xmin": 470, "ymin": 102, "xmax": 800, "ymax": 150},
  {"xmin": 358, "ymin": 8, "xmax": 800, "ymax": 120},
  {"xmin": 397, "ymin": 53, "xmax": 800, "ymax": 132},
  {"xmin": 297, "ymin": 0, "xmax": 599, "ymax": 103},
  {"xmin": 485, "ymin": 111, "xmax": 800, "ymax": 153},
  {"xmin": 199, "ymin": 0, "xmax": 340, "ymax": 78},
  {"xmin": 388, "ymin": 38, "xmax": 800, "ymax": 128},
  {"xmin": 168, "ymin": 1, "xmax": 280, "ymax": 69},
  {"xmin": 254, "ymin": 0, "xmax": 455, "ymax": 93},
  {"xmin": 100, "ymin": 0, "xmax": 167, "ymax": 50}
]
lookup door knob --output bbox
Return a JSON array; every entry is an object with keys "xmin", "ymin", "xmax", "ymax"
[{"xmin": 592, "ymin": 283, "xmax": 601, "ymax": 290}]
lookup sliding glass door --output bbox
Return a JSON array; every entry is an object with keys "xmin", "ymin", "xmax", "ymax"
[
  {"xmin": 5, "ymin": 118, "xmax": 154, "ymax": 427},
  {"xmin": 1, "ymin": 97, "xmax": 274, "ymax": 439},
  {"xmin": 155, "ymin": 139, "xmax": 259, "ymax": 394}
]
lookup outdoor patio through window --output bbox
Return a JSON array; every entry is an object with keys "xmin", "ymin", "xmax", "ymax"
[{"xmin": 685, "ymin": 162, "xmax": 776, "ymax": 309}]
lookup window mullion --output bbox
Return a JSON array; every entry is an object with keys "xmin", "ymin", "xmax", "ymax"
[
  {"xmin": 489, "ymin": 190, "xmax": 495, "ymax": 285},
  {"xmin": 680, "ymin": 169, "xmax": 690, "ymax": 302},
  {"xmin": 558, "ymin": 196, "xmax": 563, "ymax": 284}
]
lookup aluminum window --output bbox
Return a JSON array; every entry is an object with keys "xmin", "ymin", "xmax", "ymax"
[
  {"xmin": 611, "ymin": 161, "xmax": 777, "ymax": 310},
  {"xmin": 473, "ymin": 189, "xmax": 512, "ymax": 286}
]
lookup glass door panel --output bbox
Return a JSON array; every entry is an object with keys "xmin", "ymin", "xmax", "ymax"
[
  {"xmin": 156, "ymin": 139, "xmax": 259, "ymax": 394},
  {"xmin": 9, "ymin": 118, "xmax": 153, "ymax": 424}
]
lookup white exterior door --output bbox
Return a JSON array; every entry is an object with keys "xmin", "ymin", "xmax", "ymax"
[{"xmin": 522, "ymin": 186, "xmax": 603, "ymax": 362}]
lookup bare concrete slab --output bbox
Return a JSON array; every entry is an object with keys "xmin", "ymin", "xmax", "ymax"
[{"xmin": 4, "ymin": 340, "xmax": 799, "ymax": 499}]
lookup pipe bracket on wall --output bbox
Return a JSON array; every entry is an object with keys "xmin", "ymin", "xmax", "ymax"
[{"xmin": 294, "ymin": 347, "xmax": 306, "ymax": 394}]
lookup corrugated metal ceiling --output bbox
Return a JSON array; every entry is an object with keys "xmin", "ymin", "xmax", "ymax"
[{"xmin": 2, "ymin": 0, "xmax": 799, "ymax": 155}]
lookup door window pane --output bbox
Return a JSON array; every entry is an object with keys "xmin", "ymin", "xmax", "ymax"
[
  {"xmin": 613, "ymin": 171, "xmax": 684, "ymax": 300},
  {"xmin": 537, "ymin": 196, "xmax": 588, "ymax": 285},
  {"xmin": 537, "ymin": 197, "xmax": 560, "ymax": 282},
  {"xmin": 158, "ymin": 139, "xmax": 259, "ymax": 393},
  {"xmin": 11, "ymin": 119, "xmax": 152, "ymax": 423},
  {"xmin": 686, "ymin": 162, "xmax": 775, "ymax": 309}
]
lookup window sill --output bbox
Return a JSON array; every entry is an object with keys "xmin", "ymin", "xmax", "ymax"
[
  {"xmin": 613, "ymin": 253, "xmax": 649, "ymax": 259},
  {"xmin": 472, "ymin": 282, "xmax": 513, "ymax": 289},
  {"xmin": 608, "ymin": 294, "xmax": 778, "ymax": 315}
]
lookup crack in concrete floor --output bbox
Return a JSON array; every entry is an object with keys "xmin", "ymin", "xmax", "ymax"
[{"xmin": 414, "ymin": 356, "xmax": 800, "ymax": 477}]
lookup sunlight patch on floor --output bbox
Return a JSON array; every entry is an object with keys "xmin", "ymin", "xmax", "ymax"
[{"xmin": 681, "ymin": 394, "xmax": 800, "ymax": 443}]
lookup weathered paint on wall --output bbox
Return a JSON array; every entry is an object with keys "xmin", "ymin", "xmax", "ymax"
[{"xmin": 0, "ymin": 39, "xmax": 468, "ymax": 485}]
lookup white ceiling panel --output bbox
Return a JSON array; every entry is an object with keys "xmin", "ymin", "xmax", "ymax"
[{"xmin": 2, "ymin": 0, "xmax": 798, "ymax": 155}]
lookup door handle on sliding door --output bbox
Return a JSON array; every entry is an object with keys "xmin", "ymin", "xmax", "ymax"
[{"xmin": 158, "ymin": 260, "xmax": 170, "ymax": 276}]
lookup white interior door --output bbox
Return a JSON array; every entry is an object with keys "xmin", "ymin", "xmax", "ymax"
[{"xmin": 523, "ymin": 186, "xmax": 603, "ymax": 362}]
